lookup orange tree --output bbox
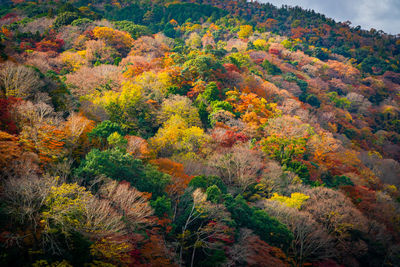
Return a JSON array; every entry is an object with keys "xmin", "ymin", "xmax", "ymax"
[
  {"xmin": 226, "ymin": 91, "xmax": 279, "ymax": 129},
  {"xmin": 92, "ymin": 26, "xmax": 134, "ymax": 56},
  {"xmin": 20, "ymin": 124, "xmax": 66, "ymax": 164}
]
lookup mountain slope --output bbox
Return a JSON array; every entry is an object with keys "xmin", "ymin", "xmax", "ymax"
[{"xmin": 0, "ymin": 1, "xmax": 399, "ymax": 266}]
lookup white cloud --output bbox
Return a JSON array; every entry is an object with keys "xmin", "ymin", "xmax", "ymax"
[{"xmin": 258, "ymin": 0, "xmax": 400, "ymax": 34}]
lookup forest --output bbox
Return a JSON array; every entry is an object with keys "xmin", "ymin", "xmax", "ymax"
[{"xmin": 0, "ymin": 0, "xmax": 400, "ymax": 266}]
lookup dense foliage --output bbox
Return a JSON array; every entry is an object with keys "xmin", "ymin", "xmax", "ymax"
[{"xmin": 0, "ymin": 0, "xmax": 399, "ymax": 266}]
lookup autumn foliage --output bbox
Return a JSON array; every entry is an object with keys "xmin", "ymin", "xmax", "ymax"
[{"xmin": 0, "ymin": 1, "xmax": 399, "ymax": 266}]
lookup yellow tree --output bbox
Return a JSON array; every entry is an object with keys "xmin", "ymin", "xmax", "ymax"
[
  {"xmin": 93, "ymin": 26, "xmax": 134, "ymax": 55},
  {"xmin": 158, "ymin": 95, "xmax": 201, "ymax": 127},
  {"xmin": 269, "ymin": 192, "xmax": 310, "ymax": 210},
  {"xmin": 238, "ymin": 25, "xmax": 253, "ymax": 39},
  {"xmin": 149, "ymin": 115, "xmax": 208, "ymax": 159}
]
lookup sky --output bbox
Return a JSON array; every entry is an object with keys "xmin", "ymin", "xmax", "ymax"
[{"xmin": 258, "ymin": 0, "xmax": 400, "ymax": 35}]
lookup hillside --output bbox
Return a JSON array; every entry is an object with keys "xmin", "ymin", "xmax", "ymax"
[{"xmin": 0, "ymin": 1, "xmax": 400, "ymax": 266}]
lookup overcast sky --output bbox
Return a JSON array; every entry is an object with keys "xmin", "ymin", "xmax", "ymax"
[{"xmin": 258, "ymin": 0, "xmax": 400, "ymax": 35}]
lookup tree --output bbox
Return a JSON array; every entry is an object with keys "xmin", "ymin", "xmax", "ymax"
[
  {"xmin": 151, "ymin": 158, "xmax": 193, "ymax": 218},
  {"xmin": 262, "ymin": 59, "xmax": 282, "ymax": 75},
  {"xmin": 71, "ymin": 18, "xmax": 93, "ymax": 29},
  {"xmin": 262, "ymin": 134, "xmax": 307, "ymax": 164},
  {"xmin": 107, "ymin": 132, "xmax": 128, "ymax": 149},
  {"xmin": 92, "ymin": 26, "xmax": 134, "ymax": 56},
  {"xmin": 125, "ymin": 135, "xmax": 151, "ymax": 159},
  {"xmin": 269, "ymin": 192, "xmax": 310, "ymax": 210},
  {"xmin": 263, "ymin": 201, "xmax": 334, "ymax": 265},
  {"xmin": 186, "ymin": 32, "xmax": 202, "ymax": 49},
  {"xmin": 0, "ymin": 96, "xmax": 20, "ymax": 134},
  {"xmin": 75, "ymin": 147, "xmax": 170, "ymax": 198},
  {"xmin": 63, "ymin": 113, "xmax": 95, "ymax": 160},
  {"xmin": 302, "ymin": 187, "xmax": 370, "ymax": 264},
  {"xmin": 0, "ymin": 131, "xmax": 22, "ymax": 172},
  {"xmin": 188, "ymin": 175, "xmax": 227, "ymax": 193},
  {"xmin": 261, "ymin": 115, "xmax": 313, "ymax": 164},
  {"xmin": 259, "ymin": 161, "xmax": 303, "ymax": 196},
  {"xmin": 197, "ymin": 82, "xmax": 220, "ymax": 103},
  {"xmin": 238, "ymin": 25, "xmax": 253, "ymax": 39},
  {"xmin": 14, "ymin": 99, "xmax": 56, "ymax": 128},
  {"xmin": 253, "ymin": 39, "xmax": 268, "ymax": 50},
  {"xmin": 87, "ymin": 120, "xmax": 124, "ymax": 146},
  {"xmin": 224, "ymin": 194, "xmax": 293, "ymax": 250},
  {"xmin": 178, "ymin": 189, "xmax": 233, "ymax": 267},
  {"xmin": 140, "ymin": 234, "xmax": 176, "ymax": 267},
  {"xmin": 35, "ymin": 37, "xmax": 65, "ymax": 53},
  {"xmin": 182, "ymin": 54, "xmax": 225, "ymax": 81},
  {"xmin": 226, "ymin": 91, "xmax": 279, "ymax": 129},
  {"xmin": 2, "ymin": 170, "xmax": 156, "ymax": 264},
  {"xmin": 150, "ymin": 115, "xmax": 208, "ymax": 159},
  {"xmin": 53, "ymin": 12, "xmax": 78, "ymax": 29},
  {"xmin": 209, "ymin": 143, "xmax": 263, "ymax": 192},
  {"xmin": 323, "ymin": 175, "xmax": 354, "ymax": 188},
  {"xmin": 227, "ymin": 52, "xmax": 252, "ymax": 70},
  {"xmin": 113, "ymin": 20, "xmax": 151, "ymax": 39},
  {"xmin": 2, "ymin": 174, "xmax": 55, "ymax": 236},
  {"xmin": 227, "ymin": 228, "xmax": 292, "ymax": 267},
  {"xmin": 41, "ymin": 179, "xmax": 154, "ymax": 259},
  {"xmin": 60, "ymin": 51, "xmax": 86, "ymax": 72},
  {"xmin": 41, "ymin": 181, "xmax": 96, "ymax": 238},
  {"xmin": 98, "ymin": 180, "xmax": 154, "ymax": 232},
  {"xmin": 0, "ymin": 62, "xmax": 41, "ymax": 98},
  {"xmin": 84, "ymin": 40, "xmax": 118, "ymax": 66},
  {"xmin": 94, "ymin": 81, "xmax": 156, "ymax": 137},
  {"xmin": 129, "ymin": 70, "xmax": 174, "ymax": 102},
  {"xmin": 90, "ymin": 238, "xmax": 136, "ymax": 266},
  {"xmin": 158, "ymin": 95, "xmax": 201, "ymax": 127},
  {"xmin": 20, "ymin": 123, "xmax": 66, "ymax": 164},
  {"xmin": 130, "ymin": 35, "xmax": 170, "ymax": 59}
]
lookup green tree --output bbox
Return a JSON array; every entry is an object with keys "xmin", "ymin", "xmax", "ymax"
[
  {"xmin": 75, "ymin": 148, "xmax": 170, "ymax": 198},
  {"xmin": 54, "ymin": 12, "xmax": 79, "ymax": 28},
  {"xmin": 150, "ymin": 195, "xmax": 172, "ymax": 217},
  {"xmin": 199, "ymin": 82, "xmax": 220, "ymax": 103},
  {"xmin": 88, "ymin": 120, "xmax": 124, "ymax": 147},
  {"xmin": 71, "ymin": 18, "xmax": 92, "ymax": 27},
  {"xmin": 323, "ymin": 175, "xmax": 354, "ymax": 188},
  {"xmin": 107, "ymin": 132, "xmax": 127, "ymax": 149},
  {"xmin": 114, "ymin": 20, "xmax": 151, "ymax": 39},
  {"xmin": 224, "ymin": 194, "xmax": 293, "ymax": 250},
  {"xmin": 182, "ymin": 54, "xmax": 225, "ymax": 81},
  {"xmin": 189, "ymin": 175, "xmax": 227, "ymax": 193},
  {"xmin": 228, "ymin": 52, "xmax": 251, "ymax": 69},
  {"xmin": 158, "ymin": 95, "xmax": 201, "ymax": 127},
  {"xmin": 206, "ymin": 185, "xmax": 222, "ymax": 204},
  {"xmin": 262, "ymin": 59, "xmax": 282, "ymax": 75}
]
